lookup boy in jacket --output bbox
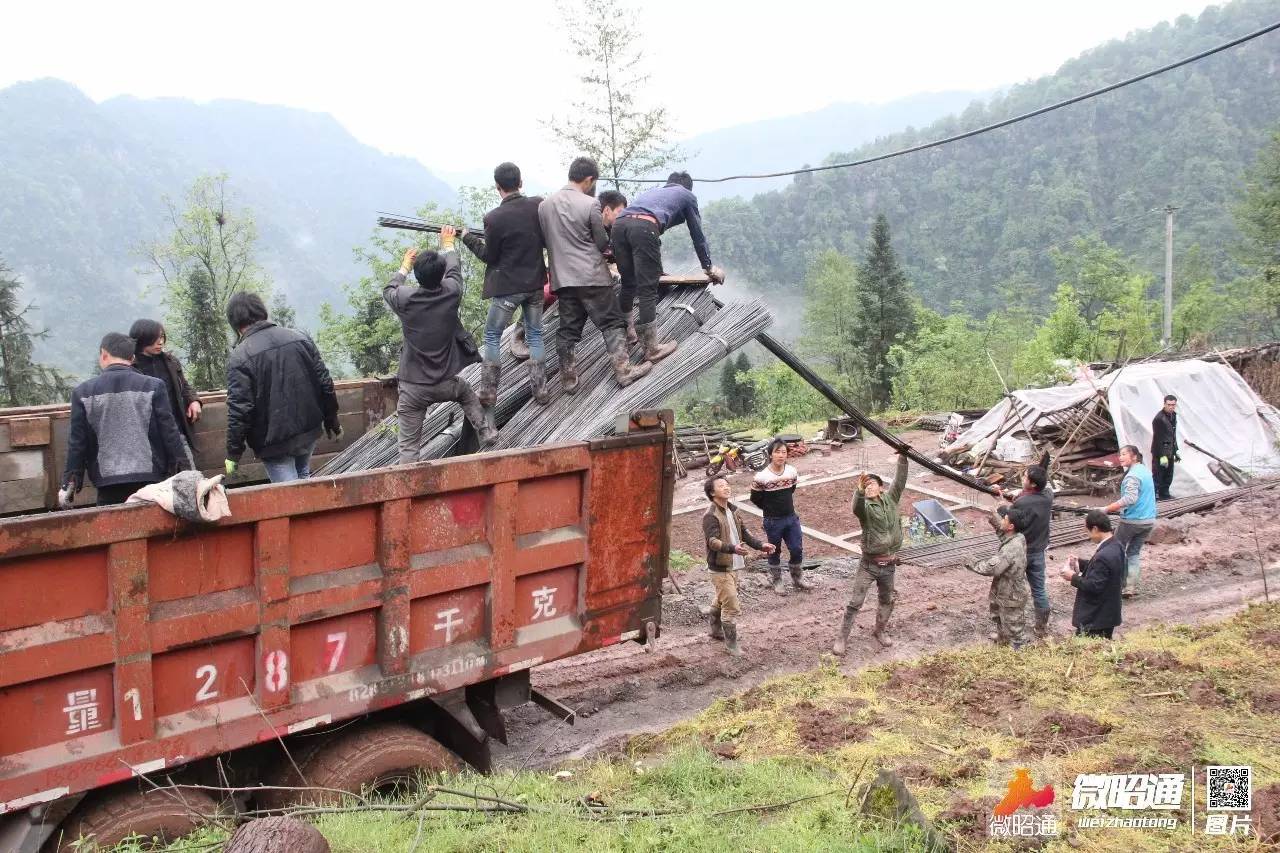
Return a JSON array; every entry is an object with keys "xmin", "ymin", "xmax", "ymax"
[
  {"xmin": 702, "ymin": 475, "xmax": 775, "ymax": 656},
  {"xmin": 966, "ymin": 505, "xmax": 1031, "ymax": 648}
]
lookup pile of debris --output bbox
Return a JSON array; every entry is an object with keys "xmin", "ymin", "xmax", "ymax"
[
  {"xmin": 674, "ymin": 426, "xmax": 756, "ymax": 471},
  {"xmin": 940, "ymin": 359, "xmax": 1280, "ymax": 497},
  {"xmin": 320, "ymin": 287, "xmax": 772, "ymax": 474}
]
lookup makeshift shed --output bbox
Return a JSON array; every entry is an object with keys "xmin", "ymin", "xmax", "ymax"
[{"xmin": 948, "ymin": 359, "xmax": 1280, "ymax": 496}]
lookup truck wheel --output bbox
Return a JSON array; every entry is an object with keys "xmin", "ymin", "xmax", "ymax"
[
  {"xmin": 257, "ymin": 721, "xmax": 464, "ymax": 811},
  {"xmin": 53, "ymin": 786, "xmax": 220, "ymax": 851}
]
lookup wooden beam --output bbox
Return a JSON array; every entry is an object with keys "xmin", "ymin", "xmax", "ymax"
[{"xmin": 729, "ymin": 502, "xmax": 862, "ymax": 554}]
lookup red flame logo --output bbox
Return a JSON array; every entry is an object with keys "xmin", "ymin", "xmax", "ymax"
[{"xmin": 993, "ymin": 768, "xmax": 1056, "ymax": 816}]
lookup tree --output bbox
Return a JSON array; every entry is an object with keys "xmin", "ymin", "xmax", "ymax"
[
  {"xmin": 852, "ymin": 215, "xmax": 916, "ymax": 409},
  {"xmin": 0, "ymin": 258, "xmax": 73, "ymax": 406},
  {"xmin": 140, "ymin": 174, "xmax": 269, "ymax": 389},
  {"xmin": 733, "ymin": 352, "xmax": 755, "ymax": 415},
  {"xmin": 1230, "ymin": 127, "xmax": 1280, "ymax": 341},
  {"xmin": 271, "ymin": 293, "xmax": 298, "ymax": 331},
  {"xmin": 801, "ymin": 250, "xmax": 862, "ymax": 385},
  {"xmin": 746, "ymin": 361, "xmax": 828, "ymax": 433},
  {"xmin": 546, "ymin": 0, "xmax": 678, "ymax": 191}
]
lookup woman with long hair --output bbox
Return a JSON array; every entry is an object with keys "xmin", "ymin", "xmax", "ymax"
[{"xmin": 129, "ymin": 319, "xmax": 201, "ymax": 468}]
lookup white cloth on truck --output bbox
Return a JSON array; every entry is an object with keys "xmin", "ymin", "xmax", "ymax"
[{"xmin": 127, "ymin": 470, "xmax": 232, "ymax": 522}]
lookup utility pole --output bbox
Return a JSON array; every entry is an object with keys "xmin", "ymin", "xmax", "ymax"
[{"xmin": 1163, "ymin": 205, "xmax": 1177, "ymax": 346}]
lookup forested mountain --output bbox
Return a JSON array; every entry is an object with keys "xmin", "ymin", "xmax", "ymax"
[
  {"xmin": 679, "ymin": 90, "xmax": 989, "ymax": 203},
  {"xmin": 0, "ymin": 79, "xmax": 453, "ymax": 372},
  {"xmin": 707, "ymin": 0, "xmax": 1280, "ymax": 316}
]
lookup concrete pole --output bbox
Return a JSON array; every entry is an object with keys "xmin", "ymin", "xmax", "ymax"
[{"xmin": 1163, "ymin": 205, "xmax": 1176, "ymax": 346}]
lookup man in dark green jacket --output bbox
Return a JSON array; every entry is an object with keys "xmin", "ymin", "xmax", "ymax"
[{"xmin": 834, "ymin": 452, "xmax": 909, "ymax": 655}]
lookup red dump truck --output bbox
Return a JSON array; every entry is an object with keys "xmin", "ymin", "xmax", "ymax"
[{"xmin": 0, "ymin": 403, "xmax": 674, "ymax": 851}]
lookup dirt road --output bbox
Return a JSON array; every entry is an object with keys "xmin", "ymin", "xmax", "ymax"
[{"xmin": 491, "ymin": 435, "xmax": 1280, "ymax": 771}]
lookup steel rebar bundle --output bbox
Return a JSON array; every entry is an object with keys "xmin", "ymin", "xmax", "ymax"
[{"xmin": 378, "ymin": 213, "xmax": 484, "ymax": 238}]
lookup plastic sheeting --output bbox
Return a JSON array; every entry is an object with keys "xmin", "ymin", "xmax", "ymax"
[{"xmin": 952, "ymin": 359, "xmax": 1280, "ymax": 495}]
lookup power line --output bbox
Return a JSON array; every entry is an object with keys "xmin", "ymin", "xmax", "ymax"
[{"xmin": 619, "ymin": 19, "xmax": 1280, "ymax": 185}]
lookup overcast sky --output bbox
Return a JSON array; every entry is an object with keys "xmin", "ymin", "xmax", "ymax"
[{"xmin": 3, "ymin": 0, "xmax": 1216, "ymax": 186}]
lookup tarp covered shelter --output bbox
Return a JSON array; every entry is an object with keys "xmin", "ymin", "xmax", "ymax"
[{"xmin": 953, "ymin": 359, "xmax": 1280, "ymax": 495}]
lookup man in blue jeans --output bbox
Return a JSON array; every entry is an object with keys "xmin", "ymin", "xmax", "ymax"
[
  {"xmin": 750, "ymin": 439, "xmax": 813, "ymax": 594},
  {"xmin": 1011, "ymin": 460, "xmax": 1054, "ymax": 638},
  {"xmin": 1104, "ymin": 444, "xmax": 1157, "ymax": 598}
]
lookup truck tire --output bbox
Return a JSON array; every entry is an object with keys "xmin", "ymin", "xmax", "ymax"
[
  {"xmin": 53, "ymin": 786, "xmax": 219, "ymax": 851},
  {"xmin": 257, "ymin": 721, "xmax": 464, "ymax": 811}
]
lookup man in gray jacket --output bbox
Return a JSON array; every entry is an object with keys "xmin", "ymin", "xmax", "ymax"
[{"xmin": 538, "ymin": 157, "xmax": 650, "ymax": 394}]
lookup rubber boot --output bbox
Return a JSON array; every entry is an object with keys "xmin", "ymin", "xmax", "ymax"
[
  {"xmin": 625, "ymin": 310, "xmax": 639, "ymax": 347},
  {"xmin": 790, "ymin": 563, "xmax": 814, "ymax": 591},
  {"xmin": 709, "ymin": 606, "xmax": 724, "ymax": 641},
  {"xmin": 528, "ymin": 359, "xmax": 550, "ymax": 405},
  {"xmin": 510, "ymin": 324, "xmax": 530, "ymax": 361},
  {"xmin": 1033, "ymin": 607, "xmax": 1051, "ymax": 640},
  {"xmin": 478, "ymin": 360, "xmax": 501, "ymax": 407},
  {"xmin": 461, "ymin": 394, "xmax": 498, "ymax": 448},
  {"xmin": 637, "ymin": 321, "xmax": 677, "ymax": 363},
  {"xmin": 723, "ymin": 622, "xmax": 742, "ymax": 657},
  {"xmin": 872, "ymin": 613, "xmax": 894, "ymax": 648},
  {"xmin": 604, "ymin": 327, "xmax": 652, "ymax": 387},
  {"xmin": 832, "ymin": 609, "xmax": 857, "ymax": 657},
  {"xmin": 556, "ymin": 341, "xmax": 579, "ymax": 395},
  {"xmin": 769, "ymin": 564, "xmax": 786, "ymax": 595}
]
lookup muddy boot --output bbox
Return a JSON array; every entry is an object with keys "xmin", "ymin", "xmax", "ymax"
[
  {"xmin": 709, "ymin": 606, "xmax": 724, "ymax": 641},
  {"xmin": 510, "ymin": 324, "xmax": 530, "ymax": 361},
  {"xmin": 832, "ymin": 609, "xmax": 857, "ymax": 657},
  {"xmin": 1033, "ymin": 607, "xmax": 1052, "ymax": 640},
  {"xmin": 790, "ymin": 563, "xmax": 813, "ymax": 591},
  {"xmin": 604, "ymin": 327, "xmax": 652, "ymax": 387},
  {"xmin": 461, "ymin": 394, "xmax": 498, "ymax": 448},
  {"xmin": 625, "ymin": 310, "xmax": 639, "ymax": 347},
  {"xmin": 478, "ymin": 360, "xmax": 501, "ymax": 407},
  {"xmin": 872, "ymin": 613, "xmax": 894, "ymax": 648},
  {"xmin": 637, "ymin": 322, "xmax": 677, "ymax": 363},
  {"xmin": 769, "ymin": 564, "xmax": 786, "ymax": 595},
  {"xmin": 528, "ymin": 359, "xmax": 550, "ymax": 405},
  {"xmin": 556, "ymin": 341, "xmax": 579, "ymax": 395},
  {"xmin": 723, "ymin": 622, "xmax": 742, "ymax": 657}
]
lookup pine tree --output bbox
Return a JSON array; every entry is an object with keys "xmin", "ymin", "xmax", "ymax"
[
  {"xmin": 718, "ymin": 359, "xmax": 739, "ymax": 415},
  {"xmin": 733, "ymin": 352, "xmax": 755, "ymax": 415},
  {"xmin": 181, "ymin": 268, "xmax": 229, "ymax": 391},
  {"xmin": 0, "ymin": 258, "xmax": 73, "ymax": 406},
  {"xmin": 853, "ymin": 215, "xmax": 916, "ymax": 408}
]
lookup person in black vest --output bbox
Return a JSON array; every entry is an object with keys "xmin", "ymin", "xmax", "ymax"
[
  {"xmin": 224, "ymin": 293, "xmax": 341, "ymax": 483},
  {"xmin": 129, "ymin": 319, "xmax": 200, "ymax": 469},
  {"xmin": 461, "ymin": 162, "xmax": 549, "ymax": 406},
  {"xmin": 61, "ymin": 333, "xmax": 192, "ymax": 506},
  {"xmin": 1059, "ymin": 509, "xmax": 1125, "ymax": 639},
  {"xmin": 1151, "ymin": 394, "xmax": 1179, "ymax": 500}
]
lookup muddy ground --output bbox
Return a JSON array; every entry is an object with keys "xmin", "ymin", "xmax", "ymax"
[{"xmin": 491, "ymin": 430, "xmax": 1280, "ymax": 771}]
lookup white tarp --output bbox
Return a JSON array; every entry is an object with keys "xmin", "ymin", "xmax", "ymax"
[{"xmin": 951, "ymin": 359, "xmax": 1280, "ymax": 495}]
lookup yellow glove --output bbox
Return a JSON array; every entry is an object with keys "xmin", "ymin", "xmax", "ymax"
[
  {"xmin": 225, "ymin": 459, "xmax": 238, "ymax": 475},
  {"xmin": 1159, "ymin": 456, "xmax": 1168, "ymax": 466}
]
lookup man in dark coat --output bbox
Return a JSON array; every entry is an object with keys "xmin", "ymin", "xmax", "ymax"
[
  {"xmin": 461, "ymin": 162, "xmax": 549, "ymax": 406},
  {"xmin": 1011, "ymin": 458, "xmax": 1054, "ymax": 638},
  {"xmin": 1059, "ymin": 509, "xmax": 1125, "ymax": 639},
  {"xmin": 61, "ymin": 333, "xmax": 192, "ymax": 506},
  {"xmin": 1151, "ymin": 394, "xmax": 1179, "ymax": 500},
  {"xmin": 224, "ymin": 292, "xmax": 341, "ymax": 483}
]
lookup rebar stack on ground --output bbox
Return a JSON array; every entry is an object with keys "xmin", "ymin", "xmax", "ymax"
[{"xmin": 897, "ymin": 478, "xmax": 1279, "ymax": 570}]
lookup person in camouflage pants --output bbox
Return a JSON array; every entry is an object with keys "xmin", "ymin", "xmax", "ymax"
[{"xmin": 965, "ymin": 504, "xmax": 1031, "ymax": 648}]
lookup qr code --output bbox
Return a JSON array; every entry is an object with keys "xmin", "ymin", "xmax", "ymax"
[{"xmin": 1207, "ymin": 766, "xmax": 1251, "ymax": 811}]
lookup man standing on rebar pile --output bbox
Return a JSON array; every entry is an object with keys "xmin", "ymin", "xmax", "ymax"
[
  {"xmin": 61, "ymin": 333, "xmax": 192, "ymax": 507},
  {"xmin": 611, "ymin": 171, "xmax": 725, "ymax": 361},
  {"xmin": 460, "ymin": 162, "xmax": 549, "ymax": 406},
  {"xmin": 965, "ymin": 505, "xmax": 1031, "ymax": 648},
  {"xmin": 225, "ymin": 294, "xmax": 341, "ymax": 483},
  {"xmin": 703, "ymin": 475, "xmax": 776, "ymax": 656},
  {"xmin": 1103, "ymin": 444, "xmax": 1157, "ymax": 598},
  {"xmin": 750, "ymin": 439, "xmax": 813, "ymax": 594},
  {"xmin": 1059, "ymin": 509, "xmax": 1125, "ymax": 639},
  {"xmin": 833, "ymin": 452, "xmax": 910, "ymax": 655},
  {"xmin": 384, "ymin": 227, "xmax": 497, "ymax": 464},
  {"xmin": 1151, "ymin": 394, "xmax": 1180, "ymax": 500},
  {"xmin": 539, "ymin": 157, "xmax": 650, "ymax": 393},
  {"xmin": 1012, "ymin": 461, "xmax": 1054, "ymax": 638}
]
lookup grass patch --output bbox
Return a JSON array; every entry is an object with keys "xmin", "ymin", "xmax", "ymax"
[
  {"xmin": 133, "ymin": 605, "xmax": 1279, "ymax": 852},
  {"xmin": 668, "ymin": 549, "xmax": 699, "ymax": 572}
]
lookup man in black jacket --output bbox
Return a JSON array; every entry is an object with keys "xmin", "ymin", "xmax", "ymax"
[
  {"xmin": 461, "ymin": 162, "xmax": 549, "ymax": 406},
  {"xmin": 1012, "ymin": 461, "xmax": 1054, "ymax": 638},
  {"xmin": 386, "ymin": 227, "xmax": 497, "ymax": 464},
  {"xmin": 1151, "ymin": 395, "xmax": 1179, "ymax": 500},
  {"xmin": 224, "ymin": 293, "xmax": 341, "ymax": 483},
  {"xmin": 62, "ymin": 333, "xmax": 192, "ymax": 506},
  {"xmin": 1059, "ymin": 509, "xmax": 1125, "ymax": 639}
]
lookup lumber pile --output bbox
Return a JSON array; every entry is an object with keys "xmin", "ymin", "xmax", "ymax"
[{"xmin": 673, "ymin": 426, "xmax": 754, "ymax": 471}]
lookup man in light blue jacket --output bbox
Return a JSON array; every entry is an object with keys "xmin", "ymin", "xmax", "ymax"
[{"xmin": 1103, "ymin": 444, "xmax": 1157, "ymax": 598}]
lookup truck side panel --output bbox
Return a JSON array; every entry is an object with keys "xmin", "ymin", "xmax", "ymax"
[{"xmin": 0, "ymin": 423, "xmax": 670, "ymax": 813}]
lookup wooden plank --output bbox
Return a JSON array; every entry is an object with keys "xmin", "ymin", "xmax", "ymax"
[
  {"xmin": 9, "ymin": 417, "xmax": 51, "ymax": 447},
  {"xmin": 0, "ymin": 478, "xmax": 47, "ymax": 514},
  {"xmin": 0, "ymin": 449, "xmax": 45, "ymax": 482},
  {"xmin": 729, "ymin": 502, "xmax": 861, "ymax": 554}
]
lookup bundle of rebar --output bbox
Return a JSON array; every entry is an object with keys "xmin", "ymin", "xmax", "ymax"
[
  {"xmin": 897, "ymin": 478, "xmax": 1279, "ymax": 570},
  {"xmin": 378, "ymin": 213, "xmax": 484, "ymax": 238}
]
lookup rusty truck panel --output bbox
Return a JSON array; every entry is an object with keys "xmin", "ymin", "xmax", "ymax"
[
  {"xmin": 0, "ymin": 414, "xmax": 672, "ymax": 814},
  {"xmin": 0, "ymin": 377, "xmax": 397, "ymax": 515}
]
